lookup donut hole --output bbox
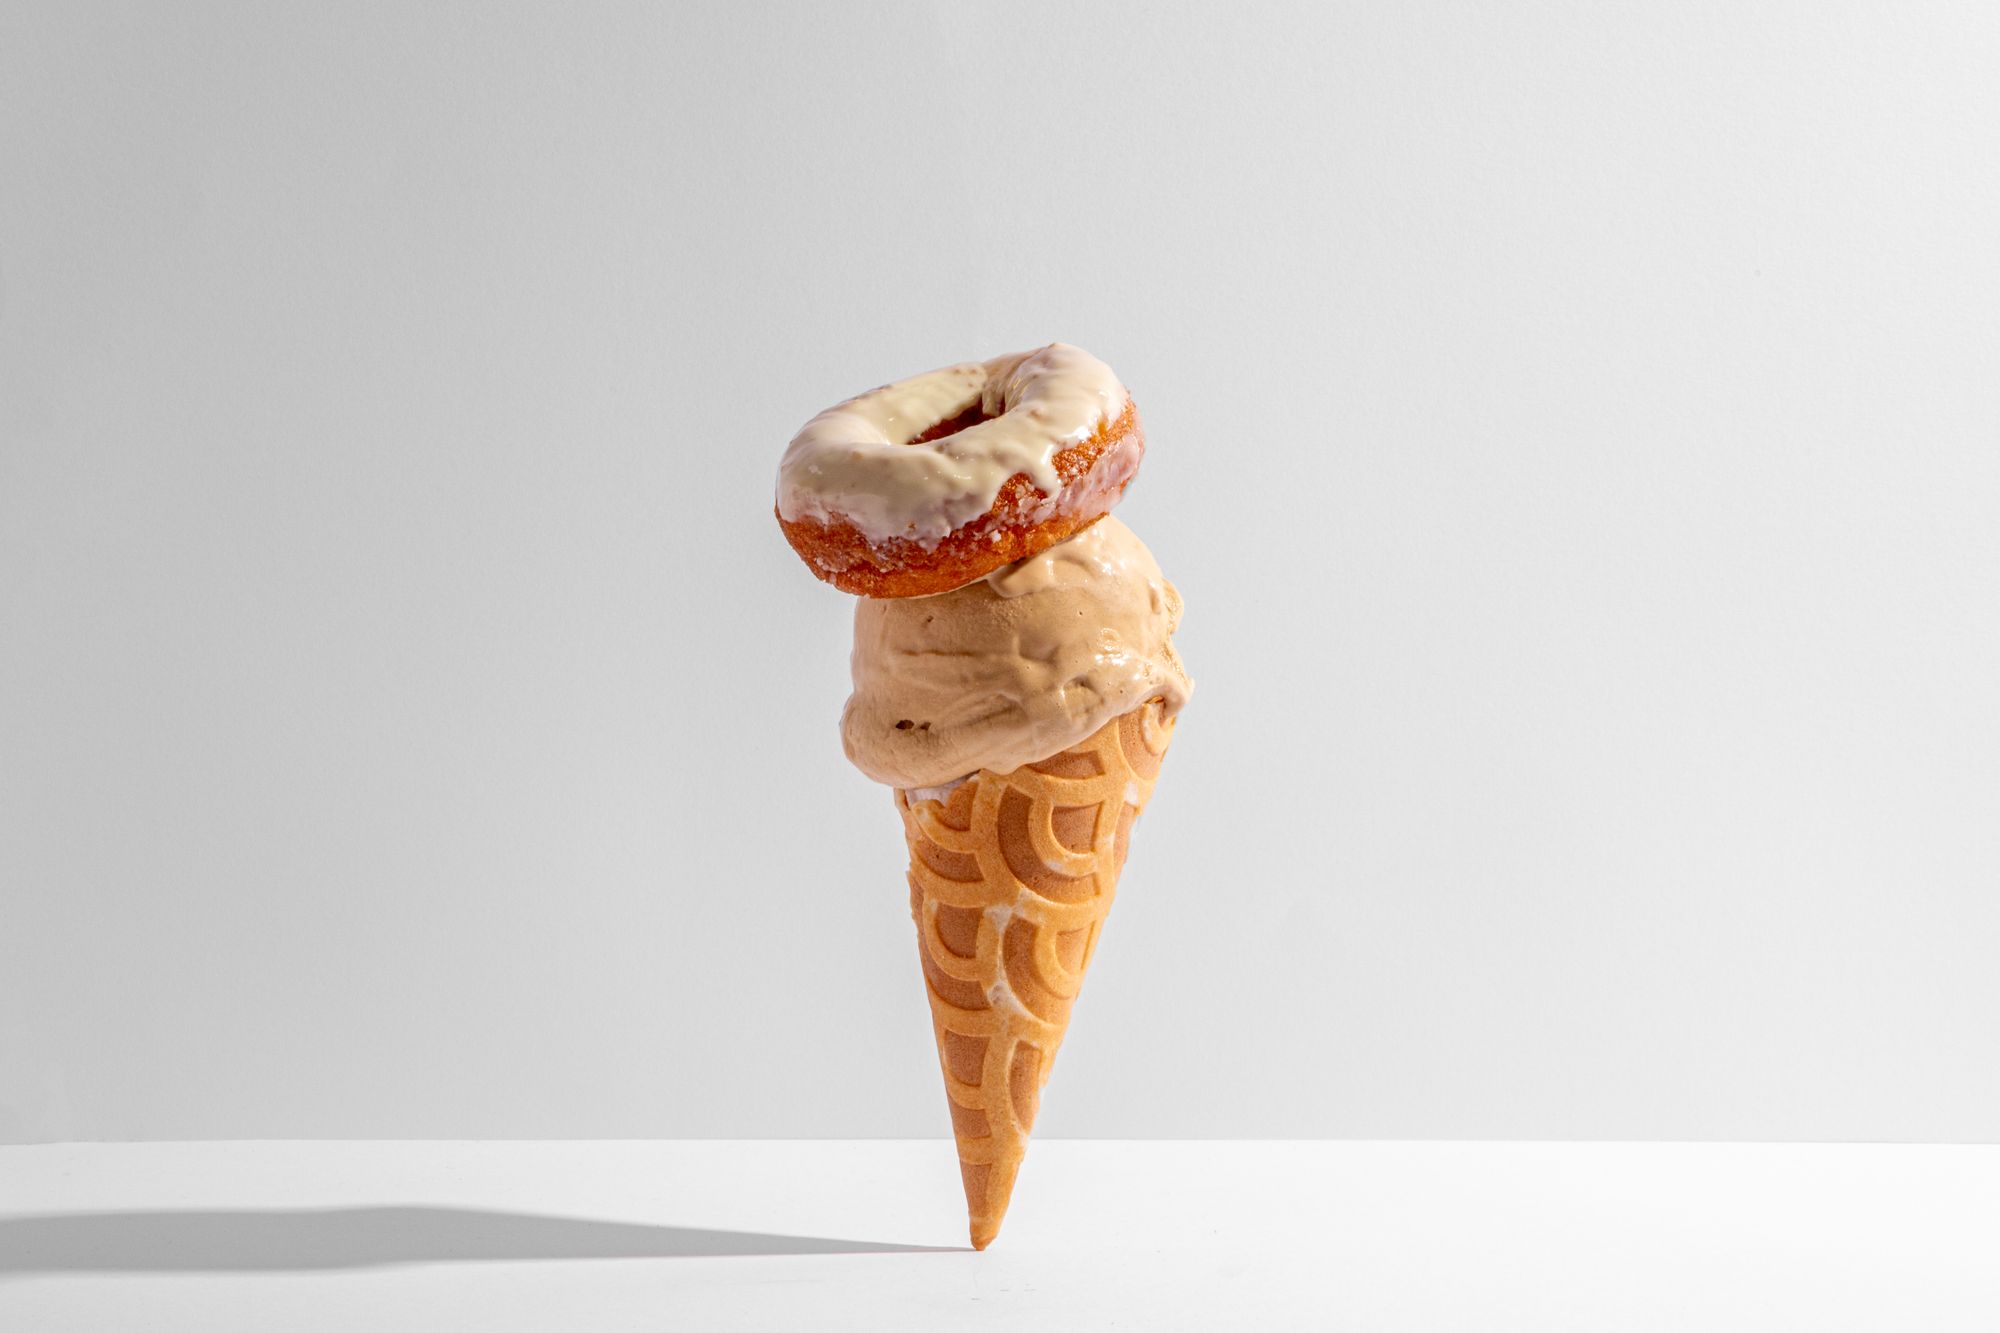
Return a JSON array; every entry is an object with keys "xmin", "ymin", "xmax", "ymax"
[{"xmin": 907, "ymin": 401, "xmax": 994, "ymax": 446}]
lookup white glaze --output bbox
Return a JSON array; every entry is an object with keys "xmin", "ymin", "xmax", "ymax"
[{"xmin": 776, "ymin": 344, "xmax": 1128, "ymax": 545}]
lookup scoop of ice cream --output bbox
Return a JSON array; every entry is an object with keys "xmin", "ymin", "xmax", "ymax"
[{"xmin": 841, "ymin": 516, "xmax": 1191, "ymax": 789}]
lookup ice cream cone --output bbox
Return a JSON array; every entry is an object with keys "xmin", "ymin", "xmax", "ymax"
[{"xmin": 895, "ymin": 697, "xmax": 1177, "ymax": 1249}]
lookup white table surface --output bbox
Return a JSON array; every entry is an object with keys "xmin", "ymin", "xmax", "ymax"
[{"xmin": 3, "ymin": 1140, "xmax": 1995, "ymax": 1331}]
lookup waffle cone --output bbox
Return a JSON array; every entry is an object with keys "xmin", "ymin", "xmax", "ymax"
[{"xmin": 894, "ymin": 697, "xmax": 1176, "ymax": 1249}]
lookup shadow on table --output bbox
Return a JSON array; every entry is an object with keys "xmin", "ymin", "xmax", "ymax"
[{"xmin": 0, "ymin": 1206, "xmax": 959, "ymax": 1277}]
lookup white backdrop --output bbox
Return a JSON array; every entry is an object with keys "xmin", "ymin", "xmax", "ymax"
[{"xmin": 3, "ymin": 2, "xmax": 1995, "ymax": 1145}]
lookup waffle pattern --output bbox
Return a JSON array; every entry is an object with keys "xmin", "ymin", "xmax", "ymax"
[{"xmin": 895, "ymin": 698, "xmax": 1176, "ymax": 1249}]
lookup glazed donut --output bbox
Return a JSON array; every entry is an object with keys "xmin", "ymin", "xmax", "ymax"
[{"xmin": 774, "ymin": 343, "xmax": 1144, "ymax": 598}]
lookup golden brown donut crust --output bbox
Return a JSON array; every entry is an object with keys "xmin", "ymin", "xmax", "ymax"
[{"xmin": 777, "ymin": 400, "xmax": 1144, "ymax": 598}]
